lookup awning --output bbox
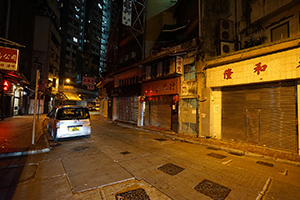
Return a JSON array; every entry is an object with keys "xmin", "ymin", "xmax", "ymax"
[
  {"xmin": 64, "ymin": 92, "xmax": 82, "ymax": 101},
  {"xmin": 0, "ymin": 69, "xmax": 30, "ymax": 85}
]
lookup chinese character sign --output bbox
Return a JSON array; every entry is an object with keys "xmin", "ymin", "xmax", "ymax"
[
  {"xmin": 82, "ymin": 76, "xmax": 95, "ymax": 85},
  {"xmin": 254, "ymin": 62, "xmax": 267, "ymax": 75},
  {"xmin": 122, "ymin": 0, "xmax": 132, "ymax": 26},
  {"xmin": 176, "ymin": 56, "xmax": 183, "ymax": 74},
  {"xmin": 224, "ymin": 68, "xmax": 233, "ymax": 79},
  {"xmin": 87, "ymin": 85, "xmax": 95, "ymax": 90},
  {"xmin": 0, "ymin": 47, "xmax": 19, "ymax": 71},
  {"xmin": 142, "ymin": 77, "xmax": 180, "ymax": 96}
]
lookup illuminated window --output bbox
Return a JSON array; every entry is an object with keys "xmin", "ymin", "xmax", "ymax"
[
  {"xmin": 98, "ymin": 3, "xmax": 102, "ymax": 9},
  {"xmin": 74, "ymin": 6, "xmax": 80, "ymax": 12},
  {"xmin": 73, "ymin": 37, "xmax": 78, "ymax": 43}
]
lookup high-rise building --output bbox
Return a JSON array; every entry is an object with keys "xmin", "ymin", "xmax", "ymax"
[
  {"xmin": 59, "ymin": 0, "xmax": 110, "ymax": 107},
  {"xmin": 59, "ymin": 0, "xmax": 86, "ymax": 83}
]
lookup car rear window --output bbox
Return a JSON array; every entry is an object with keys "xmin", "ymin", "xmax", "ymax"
[{"xmin": 57, "ymin": 107, "xmax": 90, "ymax": 120}]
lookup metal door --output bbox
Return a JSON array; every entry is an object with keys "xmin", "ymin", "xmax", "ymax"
[{"xmin": 181, "ymin": 98, "xmax": 197, "ymax": 134}]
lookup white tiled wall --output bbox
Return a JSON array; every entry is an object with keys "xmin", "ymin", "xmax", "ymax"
[{"xmin": 207, "ymin": 48, "xmax": 300, "ymax": 87}]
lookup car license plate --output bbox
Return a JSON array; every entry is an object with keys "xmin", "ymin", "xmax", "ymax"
[{"xmin": 69, "ymin": 127, "xmax": 80, "ymax": 131}]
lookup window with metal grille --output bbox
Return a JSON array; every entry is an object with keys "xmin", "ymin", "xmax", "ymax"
[{"xmin": 184, "ymin": 63, "xmax": 195, "ymax": 80}]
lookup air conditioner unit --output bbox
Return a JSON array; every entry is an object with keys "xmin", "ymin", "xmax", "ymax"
[
  {"xmin": 219, "ymin": 41, "xmax": 234, "ymax": 55},
  {"xmin": 150, "ymin": 49, "xmax": 158, "ymax": 56},
  {"xmin": 219, "ymin": 19, "xmax": 234, "ymax": 42}
]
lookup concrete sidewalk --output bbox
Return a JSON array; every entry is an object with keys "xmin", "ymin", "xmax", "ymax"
[
  {"xmin": 94, "ymin": 114, "xmax": 300, "ymax": 166},
  {"xmin": 0, "ymin": 115, "xmax": 50, "ymax": 158}
]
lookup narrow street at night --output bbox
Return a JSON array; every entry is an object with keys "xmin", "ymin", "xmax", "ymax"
[{"xmin": 1, "ymin": 113, "xmax": 300, "ymax": 200}]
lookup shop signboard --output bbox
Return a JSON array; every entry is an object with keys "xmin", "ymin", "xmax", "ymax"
[
  {"xmin": 176, "ymin": 56, "xmax": 183, "ymax": 74},
  {"xmin": 0, "ymin": 47, "xmax": 19, "ymax": 71},
  {"xmin": 82, "ymin": 76, "xmax": 95, "ymax": 85},
  {"xmin": 141, "ymin": 77, "xmax": 180, "ymax": 96}
]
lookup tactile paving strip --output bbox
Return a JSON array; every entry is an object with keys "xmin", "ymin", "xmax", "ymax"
[{"xmin": 194, "ymin": 179, "xmax": 231, "ymax": 200}]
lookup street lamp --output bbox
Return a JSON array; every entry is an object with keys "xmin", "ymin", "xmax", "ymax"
[
  {"xmin": 61, "ymin": 78, "xmax": 70, "ymax": 105},
  {"xmin": 62, "ymin": 78, "xmax": 70, "ymax": 93}
]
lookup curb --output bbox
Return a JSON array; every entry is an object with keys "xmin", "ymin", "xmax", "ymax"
[
  {"xmin": 0, "ymin": 147, "xmax": 50, "ymax": 158},
  {"xmin": 98, "ymin": 117, "xmax": 300, "ymax": 166},
  {"xmin": 0, "ymin": 131, "xmax": 51, "ymax": 159}
]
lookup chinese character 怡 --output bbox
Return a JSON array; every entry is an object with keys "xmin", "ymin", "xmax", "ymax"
[
  {"xmin": 254, "ymin": 62, "xmax": 267, "ymax": 75},
  {"xmin": 224, "ymin": 68, "xmax": 233, "ymax": 79}
]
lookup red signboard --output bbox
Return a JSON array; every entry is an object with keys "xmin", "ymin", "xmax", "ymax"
[
  {"xmin": 141, "ymin": 77, "xmax": 180, "ymax": 96},
  {"xmin": 82, "ymin": 76, "xmax": 95, "ymax": 85},
  {"xmin": 0, "ymin": 47, "xmax": 19, "ymax": 71},
  {"xmin": 87, "ymin": 85, "xmax": 95, "ymax": 90}
]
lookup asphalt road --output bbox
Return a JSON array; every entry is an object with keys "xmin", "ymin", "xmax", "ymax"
[{"xmin": 1, "ymin": 113, "xmax": 300, "ymax": 200}]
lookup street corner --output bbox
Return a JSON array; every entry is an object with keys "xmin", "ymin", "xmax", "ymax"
[{"xmin": 99, "ymin": 178, "xmax": 171, "ymax": 200}]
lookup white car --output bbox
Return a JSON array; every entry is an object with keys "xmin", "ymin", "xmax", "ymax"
[{"xmin": 47, "ymin": 105, "xmax": 91, "ymax": 141}]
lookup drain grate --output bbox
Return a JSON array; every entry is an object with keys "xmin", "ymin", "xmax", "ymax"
[
  {"xmin": 115, "ymin": 188, "xmax": 150, "ymax": 200},
  {"xmin": 229, "ymin": 152, "xmax": 244, "ymax": 156},
  {"xmin": 154, "ymin": 138, "xmax": 168, "ymax": 142},
  {"xmin": 71, "ymin": 146, "xmax": 89, "ymax": 153},
  {"xmin": 194, "ymin": 179, "xmax": 231, "ymax": 200},
  {"xmin": 256, "ymin": 161, "xmax": 274, "ymax": 167},
  {"xmin": 207, "ymin": 153, "xmax": 227, "ymax": 159},
  {"xmin": 120, "ymin": 151, "xmax": 131, "ymax": 155},
  {"xmin": 158, "ymin": 163, "xmax": 185, "ymax": 176}
]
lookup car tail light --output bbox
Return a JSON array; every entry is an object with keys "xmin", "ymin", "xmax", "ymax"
[{"xmin": 55, "ymin": 119, "xmax": 60, "ymax": 128}]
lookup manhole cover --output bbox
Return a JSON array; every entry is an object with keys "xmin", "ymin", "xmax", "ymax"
[
  {"xmin": 194, "ymin": 179, "xmax": 231, "ymax": 200},
  {"xmin": 154, "ymin": 138, "xmax": 167, "ymax": 142},
  {"xmin": 207, "ymin": 153, "xmax": 227, "ymax": 159},
  {"xmin": 158, "ymin": 163, "xmax": 185, "ymax": 176},
  {"xmin": 115, "ymin": 188, "xmax": 150, "ymax": 200},
  {"xmin": 120, "ymin": 151, "xmax": 131, "ymax": 155},
  {"xmin": 256, "ymin": 161, "xmax": 274, "ymax": 167},
  {"xmin": 71, "ymin": 146, "xmax": 89, "ymax": 152}
]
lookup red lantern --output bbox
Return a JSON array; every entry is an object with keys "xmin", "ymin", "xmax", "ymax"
[{"xmin": 173, "ymin": 95, "xmax": 180, "ymax": 102}]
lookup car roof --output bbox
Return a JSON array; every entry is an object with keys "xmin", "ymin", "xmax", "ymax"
[{"xmin": 57, "ymin": 105, "xmax": 88, "ymax": 109}]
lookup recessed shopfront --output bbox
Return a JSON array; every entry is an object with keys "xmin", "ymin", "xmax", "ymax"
[
  {"xmin": 206, "ymin": 46, "xmax": 300, "ymax": 154},
  {"xmin": 222, "ymin": 81, "xmax": 297, "ymax": 153}
]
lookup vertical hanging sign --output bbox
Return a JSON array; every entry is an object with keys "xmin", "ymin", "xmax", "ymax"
[
  {"xmin": 122, "ymin": 0, "xmax": 132, "ymax": 26},
  {"xmin": 176, "ymin": 56, "xmax": 183, "ymax": 74}
]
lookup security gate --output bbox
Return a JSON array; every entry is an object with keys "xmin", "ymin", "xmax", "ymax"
[{"xmin": 222, "ymin": 81, "xmax": 297, "ymax": 153}]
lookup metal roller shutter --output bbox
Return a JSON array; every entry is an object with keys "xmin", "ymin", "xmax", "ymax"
[
  {"xmin": 222, "ymin": 81, "xmax": 297, "ymax": 153},
  {"xmin": 149, "ymin": 98, "xmax": 172, "ymax": 130},
  {"xmin": 115, "ymin": 96, "xmax": 138, "ymax": 124}
]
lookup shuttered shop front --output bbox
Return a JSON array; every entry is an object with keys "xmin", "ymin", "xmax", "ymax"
[
  {"xmin": 149, "ymin": 96, "xmax": 172, "ymax": 130},
  {"xmin": 115, "ymin": 96, "xmax": 138, "ymax": 124},
  {"xmin": 222, "ymin": 81, "xmax": 297, "ymax": 153}
]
